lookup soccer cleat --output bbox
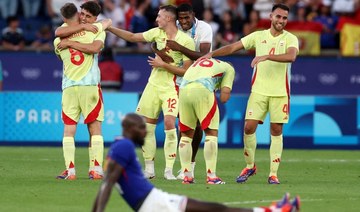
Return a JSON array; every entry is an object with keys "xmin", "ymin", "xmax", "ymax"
[
  {"xmin": 268, "ymin": 175, "xmax": 280, "ymax": 184},
  {"xmin": 176, "ymin": 170, "xmax": 185, "ymax": 180},
  {"xmin": 236, "ymin": 164, "xmax": 257, "ymax": 183},
  {"xmin": 143, "ymin": 170, "xmax": 155, "ymax": 179},
  {"xmin": 56, "ymin": 170, "xmax": 76, "ymax": 180},
  {"xmin": 207, "ymin": 176, "xmax": 226, "ymax": 184},
  {"xmin": 89, "ymin": 170, "xmax": 103, "ymax": 180},
  {"xmin": 182, "ymin": 176, "xmax": 195, "ymax": 184},
  {"xmin": 268, "ymin": 193, "xmax": 300, "ymax": 212},
  {"xmin": 164, "ymin": 170, "xmax": 177, "ymax": 180},
  {"xmin": 290, "ymin": 195, "xmax": 301, "ymax": 212},
  {"xmin": 270, "ymin": 192, "xmax": 290, "ymax": 209}
]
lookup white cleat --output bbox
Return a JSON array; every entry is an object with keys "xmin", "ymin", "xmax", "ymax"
[
  {"xmin": 143, "ymin": 170, "xmax": 155, "ymax": 179},
  {"xmin": 176, "ymin": 170, "xmax": 185, "ymax": 180},
  {"xmin": 164, "ymin": 170, "xmax": 177, "ymax": 180}
]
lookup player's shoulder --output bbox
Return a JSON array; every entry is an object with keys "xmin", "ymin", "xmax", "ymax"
[
  {"xmin": 111, "ymin": 137, "xmax": 134, "ymax": 150},
  {"xmin": 144, "ymin": 27, "xmax": 163, "ymax": 37},
  {"xmin": 196, "ymin": 19, "xmax": 212, "ymax": 29},
  {"xmin": 196, "ymin": 20, "xmax": 212, "ymax": 34},
  {"xmin": 178, "ymin": 29, "xmax": 194, "ymax": 41},
  {"xmin": 283, "ymin": 30, "xmax": 297, "ymax": 39}
]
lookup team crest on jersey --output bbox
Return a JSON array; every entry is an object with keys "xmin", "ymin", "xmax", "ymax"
[{"xmin": 261, "ymin": 40, "xmax": 267, "ymax": 44}]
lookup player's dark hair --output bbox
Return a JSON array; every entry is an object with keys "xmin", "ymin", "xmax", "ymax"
[
  {"xmin": 122, "ymin": 113, "xmax": 143, "ymax": 129},
  {"xmin": 80, "ymin": 1, "xmax": 102, "ymax": 16},
  {"xmin": 6, "ymin": 16, "xmax": 19, "ymax": 25},
  {"xmin": 159, "ymin": 5, "xmax": 177, "ymax": 20},
  {"xmin": 272, "ymin": 3, "xmax": 290, "ymax": 12},
  {"xmin": 177, "ymin": 3, "xmax": 193, "ymax": 13},
  {"xmin": 60, "ymin": 3, "xmax": 78, "ymax": 19}
]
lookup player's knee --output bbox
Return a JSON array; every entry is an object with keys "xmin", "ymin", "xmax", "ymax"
[
  {"xmin": 163, "ymin": 118, "xmax": 176, "ymax": 130},
  {"xmin": 244, "ymin": 125, "xmax": 255, "ymax": 135},
  {"xmin": 270, "ymin": 124, "xmax": 283, "ymax": 136}
]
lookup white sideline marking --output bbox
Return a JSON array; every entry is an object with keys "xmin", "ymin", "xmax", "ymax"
[
  {"xmin": 287, "ymin": 159, "xmax": 360, "ymax": 163},
  {"xmin": 232, "ymin": 158, "xmax": 360, "ymax": 163},
  {"xmin": 224, "ymin": 198, "xmax": 324, "ymax": 205},
  {"xmin": 224, "ymin": 198, "xmax": 359, "ymax": 205}
]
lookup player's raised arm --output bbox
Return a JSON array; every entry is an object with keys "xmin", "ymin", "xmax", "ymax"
[
  {"xmin": 92, "ymin": 159, "xmax": 122, "ymax": 212},
  {"xmin": 213, "ymin": 40, "xmax": 245, "ymax": 57},
  {"xmin": 55, "ymin": 23, "xmax": 99, "ymax": 38},
  {"xmin": 147, "ymin": 56, "xmax": 193, "ymax": 77},
  {"xmin": 107, "ymin": 26, "xmax": 146, "ymax": 43},
  {"xmin": 99, "ymin": 19, "xmax": 112, "ymax": 30},
  {"xmin": 150, "ymin": 42, "xmax": 174, "ymax": 63},
  {"xmin": 57, "ymin": 39, "xmax": 104, "ymax": 54},
  {"xmin": 166, "ymin": 40, "xmax": 211, "ymax": 60}
]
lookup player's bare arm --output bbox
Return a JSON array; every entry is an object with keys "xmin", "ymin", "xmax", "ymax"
[
  {"xmin": 107, "ymin": 26, "xmax": 146, "ymax": 43},
  {"xmin": 199, "ymin": 40, "xmax": 245, "ymax": 61},
  {"xmin": 167, "ymin": 40, "xmax": 211, "ymax": 60},
  {"xmin": 57, "ymin": 39, "xmax": 104, "ymax": 54},
  {"xmin": 150, "ymin": 42, "xmax": 174, "ymax": 63},
  {"xmin": 251, "ymin": 46, "xmax": 298, "ymax": 68},
  {"xmin": 92, "ymin": 159, "xmax": 122, "ymax": 212},
  {"xmin": 55, "ymin": 23, "xmax": 98, "ymax": 38},
  {"xmin": 55, "ymin": 19, "xmax": 112, "ymax": 38},
  {"xmin": 219, "ymin": 87, "xmax": 231, "ymax": 103},
  {"xmin": 148, "ymin": 56, "xmax": 192, "ymax": 76},
  {"xmin": 212, "ymin": 40, "xmax": 244, "ymax": 58}
]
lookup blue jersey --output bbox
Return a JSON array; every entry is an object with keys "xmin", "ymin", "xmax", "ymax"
[{"xmin": 107, "ymin": 138, "xmax": 154, "ymax": 210}]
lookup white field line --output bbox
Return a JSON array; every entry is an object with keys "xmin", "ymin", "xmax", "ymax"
[
  {"xmin": 224, "ymin": 198, "xmax": 359, "ymax": 206},
  {"xmin": 226, "ymin": 158, "xmax": 360, "ymax": 163}
]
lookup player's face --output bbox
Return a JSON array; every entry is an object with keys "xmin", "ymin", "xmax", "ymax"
[
  {"xmin": 132, "ymin": 121, "xmax": 146, "ymax": 146},
  {"xmin": 270, "ymin": 8, "xmax": 288, "ymax": 32},
  {"xmin": 155, "ymin": 9, "xmax": 167, "ymax": 29},
  {"xmin": 80, "ymin": 9, "xmax": 97, "ymax": 24},
  {"xmin": 156, "ymin": 9, "xmax": 174, "ymax": 29},
  {"xmin": 177, "ymin": 11, "xmax": 194, "ymax": 31}
]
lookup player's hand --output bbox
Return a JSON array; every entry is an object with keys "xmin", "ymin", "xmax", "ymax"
[
  {"xmin": 101, "ymin": 19, "xmax": 112, "ymax": 30},
  {"xmin": 57, "ymin": 39, "xmax": 70, "ymax": 50},
  {"xmin": 82, "ymin": 23, "xmax": 98, "ymax": 33},
  {"xmin": 251, "ymin": 55, "xmax": 268, "ymax": 68},
  {"xmin": 196, "ymin": 52, "xmax": 212, "ymax": 62},
  {"xmin": 166, "ymin": 40, "xmax": 181, "ymax": 51},
  {"xmin": 147, "ymin": 55, "xmax": 165, "ymax": 68}
]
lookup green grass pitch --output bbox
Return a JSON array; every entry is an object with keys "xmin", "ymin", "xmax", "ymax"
[{"xmin": 1, "ymin": 146, "xmax": 359, "ymax": 212}]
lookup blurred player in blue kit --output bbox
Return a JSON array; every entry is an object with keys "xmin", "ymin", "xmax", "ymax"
[{"xmin": 92, "ymin": 113, "xmax": 300, "ymax": 212}]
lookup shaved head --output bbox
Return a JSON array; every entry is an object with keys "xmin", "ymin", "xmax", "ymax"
[{"xmin": 122, "ymin": 113, "xmax": 146, "ymax": 145}]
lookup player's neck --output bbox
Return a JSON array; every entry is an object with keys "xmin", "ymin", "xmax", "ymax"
[
  {"xmin": 269, "ymin": 28, "xmax": 283, "ymax": 37},
  {"xmin": 165, "ymin": 25, "xmax": 178, "ymax": 40}
]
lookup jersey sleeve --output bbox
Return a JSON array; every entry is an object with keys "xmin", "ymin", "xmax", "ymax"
[
  {"xmin": 142, "ymin": 27, "xmax": 160, "ymax": 42},
  {"xmin": 287, "ymin": 33, "xmax": 299, "ymax": 53},
  {"xmin": 220, "ymin": 64, "xmax": 235, "ymax": 90},
  {"xmin": 108, "ymin": 141, "xmax": 133, "ymax": 168},
  {"xmin": 94, "ymin": 22, "xmax": 104, "ymax": 33},
  {"xmin": 53, "ymin": 37, "xmax": 61, "ymax": 56},
  {"xmin": 200, "ymin": 23, "xmax": 213, "ymax": 43},
  {"xmin": 93, "ymin": 23, "xmax": 106, "ymax": 43},
  {"xmin": 240, "ymin": 31, "xmax": 257, "ymax": 50},
  {"xmin": 182, "ymin": 37, "xmax": 195, "ymax": 61}
]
